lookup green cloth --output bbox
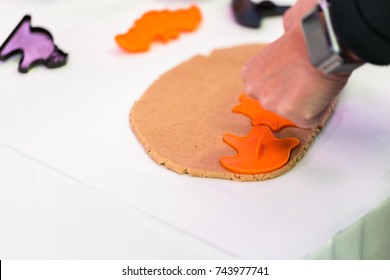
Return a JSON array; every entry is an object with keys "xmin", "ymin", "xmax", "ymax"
[{"xmin": 307, "ymin": 195, "xmax": 390, "ymax": 259}]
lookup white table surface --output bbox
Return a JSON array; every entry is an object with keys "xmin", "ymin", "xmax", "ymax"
[{"xmin": 1, "ymin": 0, "xmax": 390, "ymax": 259}]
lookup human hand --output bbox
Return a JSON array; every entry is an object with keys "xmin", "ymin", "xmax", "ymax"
[
  {"xmin": 283, "ymin": 0, "xmax": 317, "ymax": 31},
  {"xmin": 241, "ymin": 24, "xmax": 349, "ymax": 128}
]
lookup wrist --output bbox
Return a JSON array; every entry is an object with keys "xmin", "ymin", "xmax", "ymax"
[
  {"xmin": 301, "ymin": 0, "xmax": 364, "ymax": 74},
  {"xmin": 289, "ymin": 23, "xmax": 351, "ymax": 93}
]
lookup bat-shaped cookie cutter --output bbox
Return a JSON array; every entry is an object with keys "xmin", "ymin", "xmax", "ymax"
[
  {"xmin": 0, "ymin": 15, "xmax": 68, "ymax": 73},
  {"xmin": 232, "ymin": 0, "xmax": 290, "ymax": 28}
]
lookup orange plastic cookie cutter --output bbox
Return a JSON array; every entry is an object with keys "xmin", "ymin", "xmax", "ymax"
[
  {"xmin": 115, "ymin": 5, "xmax": 202, "ymax": 52},
  {"xmin": 220, "ymin": 126, "xmax": 300, "ymax": 174},
  {"xmin": 233, "ymin": 94, "xmax": 297, "ymax": 131}
]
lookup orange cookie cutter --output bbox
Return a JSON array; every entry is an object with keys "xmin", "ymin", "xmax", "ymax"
[
  {"xmin": 220, "ymin": 94, "xmax": 300, "ymax": 175},
  {"xmin": 220, "ymin": 126, "xmax": 300, "ymax": 174},
  {"xmin": 233, "ymin": 94, "xmax": 297, "ymax": 131},
  {"xmin": 115, "ymin": 5, "xmax": 202, "ymax": 52}
]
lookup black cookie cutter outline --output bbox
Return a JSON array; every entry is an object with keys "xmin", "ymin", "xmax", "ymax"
[
  {"xmin": 232, "ymin": 0, "xmax": 291, "ymax": 28},
  {"xmin": 0, "ymin": 15, "xmax": 68, "ymax": 73}
]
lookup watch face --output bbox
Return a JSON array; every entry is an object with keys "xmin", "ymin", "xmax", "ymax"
[
  {"xmin": 302, "ymin": 5, "xmax": 362, "ymax": 74},
  {"xmin": 302, "ymin": 11, "xmax": 333, "ymax": 66}
]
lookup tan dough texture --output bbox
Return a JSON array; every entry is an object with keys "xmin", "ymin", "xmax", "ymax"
[{"xmin": 130, "ymin": 44, "xmax": 334, "ymax": 181}]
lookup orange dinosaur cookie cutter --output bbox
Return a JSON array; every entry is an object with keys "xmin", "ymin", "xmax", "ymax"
[
  {"xmin": 115, "ymin": 5, "xmax": 202, "ymax": 53},
  {"xmin": 220, "ymin": 94, "xmax": 300, "ymax": 175}
]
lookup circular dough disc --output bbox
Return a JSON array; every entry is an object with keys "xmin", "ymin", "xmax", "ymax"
[{"xmin": 130, "ymin": 44, "xmax": 333, "ymax": 181}]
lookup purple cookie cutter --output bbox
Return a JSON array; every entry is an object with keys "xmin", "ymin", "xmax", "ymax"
[{"xmin": 0, "ymin": 15, "xmax": 68, "ymax": 73}]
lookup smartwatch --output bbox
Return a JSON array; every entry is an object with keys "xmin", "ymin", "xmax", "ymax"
[{"xmin": 302, "ymin": 0, "xmax": 363, "ymax": 74}]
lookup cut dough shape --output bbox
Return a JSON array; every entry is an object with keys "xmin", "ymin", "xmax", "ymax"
[{"xmin": 130, "ymin": 44, "xmax": 334, "ymax": 181}]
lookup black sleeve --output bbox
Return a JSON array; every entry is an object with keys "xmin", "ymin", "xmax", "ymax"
[{"xmin": 330, "ymin": 0, "xmax": 390, "ymax": 65}]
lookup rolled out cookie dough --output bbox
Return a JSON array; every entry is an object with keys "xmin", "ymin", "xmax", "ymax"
[{"xmin": 130, "ymin": 44, "xmax": 334, "ymax": 181}]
